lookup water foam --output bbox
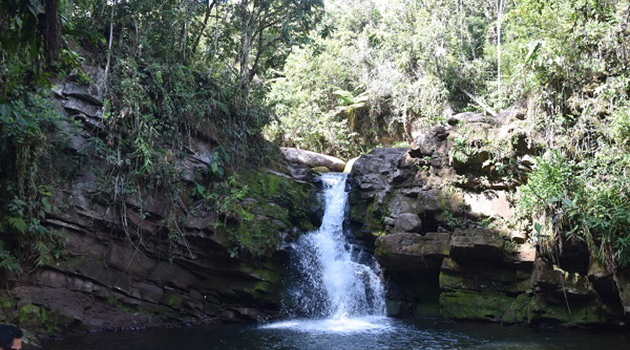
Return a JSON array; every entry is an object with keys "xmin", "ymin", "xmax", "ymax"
[{"xmin": 262, "ymin": 316, "xmax": 392, "ymax": 333}]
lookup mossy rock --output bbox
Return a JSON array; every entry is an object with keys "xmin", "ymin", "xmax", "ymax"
[
  {"xmin": 239, "ymin": 261, "xmax": 282, "ymax": 283},
  {"xmin": 439, "ymin": 271, "xmax": 466, "ymax": 291},
  {"xmin": 0, "ymin": 291, "xmax": 17, "ymax": 322},
  {"xmin": 527, "ymin": 295, "xmax": 608, "ymax": 325},
  {"xmin": 18, "ymin": 304, "xmax": 75, "ymax": 334},
  {"xmin": 161, "ymin": 290, "xmax": 184, "ymax": 308},
  {"xmin": 413, "ymin": 300, "xmax": 441, "ymax": 317},
  {"xmin": 239, "ymin": 261, "xmax": 285, "ymax": 304},
  {"xmin": 349, "ymin": 197, "xmax": 387, "ymax": 242},
  {"xmin": 440, "ymin": 290, "xmax": 528, "ymax": 323},
  {"xmin": 311, "ymin": 166, "xmax": 330, "ymax": 173},
  {"xmin": 222, "ymin": 170, "xmax": 319, "ymax": 257}
]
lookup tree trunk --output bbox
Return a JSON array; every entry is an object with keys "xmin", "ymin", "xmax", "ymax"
[
  {"xmin": 105, "ymin": 0, "xmax": 117, "ymax": 85},
  {"xmin": 45, "ymin": 0, "xmax": 61, "ymax": 68},
  {"xmin": 238, "ymin": 0, "xmax": 252, "ymax": 102},
  {"xmin": 191, "ymin": 0, "xmax": 216, "ymax": 56},
  {"xmin": 496, "ymin": 0, "xmax": 505, "ymax": 110}
]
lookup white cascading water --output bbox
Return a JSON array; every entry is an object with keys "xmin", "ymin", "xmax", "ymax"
[{"xmin": 265, "ymin": 173, "xmax": 388, "ymax": 333}]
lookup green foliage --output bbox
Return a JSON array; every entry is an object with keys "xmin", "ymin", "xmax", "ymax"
[
  {"xmin": 2, "ymin": 0, "xmax": 626, "ymax": 274},
  {"xmin": 517, "ymin": 151, "xmax": 576, "ymax": 238},
  {"xmin": 518, "ymin": 149, "xmax": 630, "ymax": 269},
  {"xmin": 0, "ymin": 86, "xmax": 73, "ymax": 273},
  {"xmin": 265, "ymin": 0, "xmax": 507, "ymax": 157}
]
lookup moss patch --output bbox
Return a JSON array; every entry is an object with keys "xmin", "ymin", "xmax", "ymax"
[
  {"xmin": 217, "ymin": 170, "xmax": 319, "ymax": 257},
  {"xmin": 158, "ymin": 290, "xmax": 184, "ymax": 308},
  {"xmin": 527, "ymin": 295, "xmax": 608, "ymax": 325},
  {"xmin": 440, "ymin": 290, "xmax": 528, "ymax": 323},
  {"xmin": 18, "ymin": 304, "xmax": 75, "ymax": 334}
]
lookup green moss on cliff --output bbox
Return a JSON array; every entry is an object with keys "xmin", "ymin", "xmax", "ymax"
[
  {"xmin": 527, "ymin": 295, "xmax": 608, "ymax": 326},
  {"xmin": 440, "ymin": 290, "xmax": 529, "ymax": 324},
  {"xmin": 349, "ymin": 193, "xmax": 388, "ymax": 241},
  {"xmin": 213, "ymin": 170, "xmax": 317, "ymax": 258},
  {"xmin": 18, "ymin": 304, "xmax": 74, "ymax": 334}
]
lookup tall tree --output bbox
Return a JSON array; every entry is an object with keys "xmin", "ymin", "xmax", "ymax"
[
  {"xmin": 44, "ymin": 0, "xmax": 61, "ymax": 67},
  {"xmin": 235, "ymin": 0, "xmax": 324, "ymax": 99}
]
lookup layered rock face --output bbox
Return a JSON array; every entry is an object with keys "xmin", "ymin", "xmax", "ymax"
[
  {"xmin": 0, "ymin": 71, "xmax": 321, "ymax": 334},
  {"xmin": 349, "ymin": 116, "xmax": 628, "ymax": 326}
]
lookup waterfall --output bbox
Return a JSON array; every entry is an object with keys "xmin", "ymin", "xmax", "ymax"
[{"xmin": 287, "ymin": 172, "xmax": 386, "ymax": 318}]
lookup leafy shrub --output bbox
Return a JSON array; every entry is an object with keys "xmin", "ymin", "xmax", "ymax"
[{"xmin": 518, "ymin": 149, "xmax": 630, "ymax": 269}]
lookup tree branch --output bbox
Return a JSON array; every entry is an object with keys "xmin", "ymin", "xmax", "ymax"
[
  {"xmin": 191, "ymin": 0, "xmax": 216, "ymax": 56},
  {"xmin": 460, "ymin": 87, "xmax": 498, "ymax": 117}
]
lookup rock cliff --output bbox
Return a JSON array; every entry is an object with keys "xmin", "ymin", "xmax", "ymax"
[
  {"xmin": 0, "ymin": 71, "xmax": 322, "ymax": 336},
  {"xmin": 349, "ymin": 114, "xmax": 629, "ymax": 326}
]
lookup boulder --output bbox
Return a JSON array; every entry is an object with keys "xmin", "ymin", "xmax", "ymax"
[
  {"xmin": 394, "ymin": 213, "xmax": 422, "ymax": 233},
  {"xmin": 352, "ymin": 148, "xmax": 407, "ymax": 178},
  {"xmin": 280, "ymin": 147, "xmax": 345, "ymax": 172},
  {"xmin": 408, "ymin": 126, "xmax": 448, "ymax": 158},
  {"xmin": 351, "ymin": 148, "xmax": 407, "ymax": 199}
]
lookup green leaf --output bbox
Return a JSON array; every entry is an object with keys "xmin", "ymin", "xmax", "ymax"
[
  {"xmin": 14, "ymin": 15, "xmax": 23, "ymax": 29},
  {"xmin": 195, "ymin": 183, "xmax": 205, "ymax": 196},
  {"xmin": 8, "ymin": 217, "xmax": 27, "ymax": 233},
  {"xmin": 534, "ymin": 222, "xmax": 543, "ymax": 236},
  {"xmin": 525, "ymin": 40, "xmax": 543, "ymax": 65}
]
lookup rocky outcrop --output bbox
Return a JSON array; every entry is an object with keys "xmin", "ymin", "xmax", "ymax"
[
  {"xmin": 280, "ymin": 147, "xmax": 346, "ymax": 172},
  {"xmin": 349, "ymin": 116, "xmax": 629, "ymax": 326},
  {"xmin": 375, "ymin": 232, "xmax": 450, "ymax": 271},
  {"xmin": 0, "ymin": 70, "xmax": 321, "ymax": 335}
]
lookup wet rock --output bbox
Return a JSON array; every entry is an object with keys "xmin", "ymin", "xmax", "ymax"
[
  {"xmin": 440, "ymin": 290, "xmax": 530, "ymax": 323},
  {"xmin": 527, "ymin": 294, "xmax": 609, "ymax": 326},
  {"xmin": 311, "ymin": 166, "xmax": 330, "ymax": 173},
  {"xmin": 13, "ymin": 286, "xmax": 153, "ymax": 331},
  {"xmin": 132, "ymin": 281, "xmax": 164, "ymax": 304}
]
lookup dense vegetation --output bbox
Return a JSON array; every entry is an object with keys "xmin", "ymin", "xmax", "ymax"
[
  {"xmin": 265, "ymin": 0, "xmax": 630, "ymax": 271},
  {"xmin": 0, "ymin": 0, "xmax": 323, "ymax": 271},
  {"xmin": 1, "ymin": 0, "xmax": 629, "ymax": 274}
]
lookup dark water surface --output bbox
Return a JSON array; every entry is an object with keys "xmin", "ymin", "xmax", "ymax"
[{"xmin": 42, "ymin": 317, "xmax": 630, "ymax": 350}]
